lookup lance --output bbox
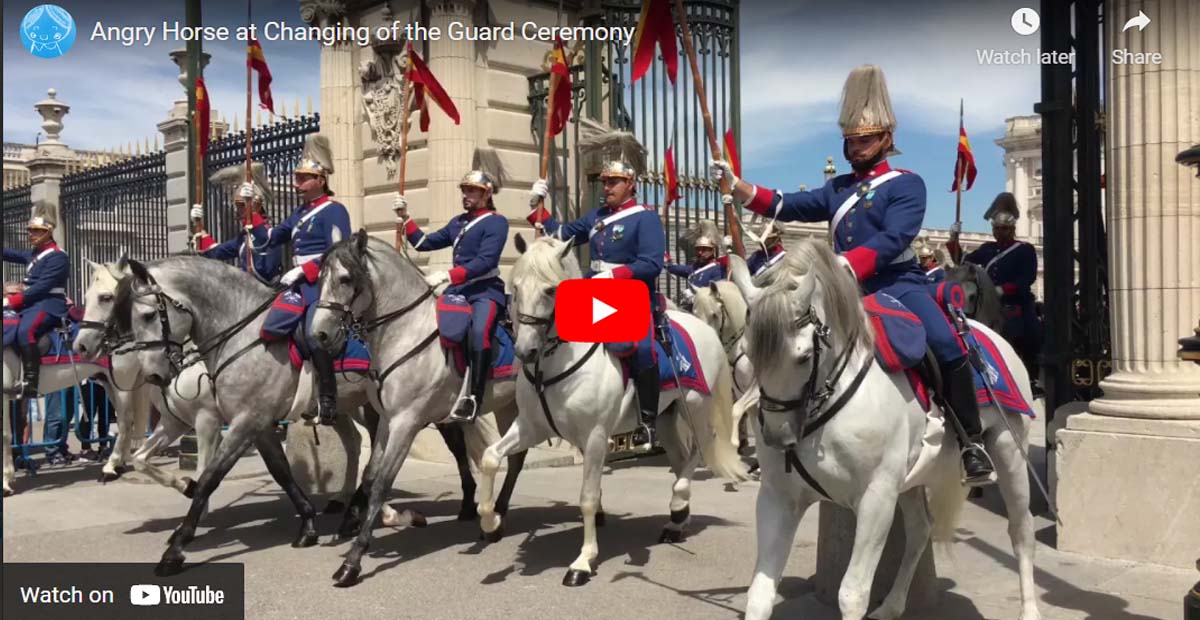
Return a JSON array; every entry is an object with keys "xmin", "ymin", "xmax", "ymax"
[
  {"xmin": 395, "ymin": 62, "xmax": 414, "ymax": 254},
  {"xmin": 950, "ymin": 99, "xmax": 966, "ymax": 264},
  {"xmin": 534, "ymin": 2, "xmax": 567, "ymax": 230},
  {"xmin": 241, "ymin": 0, "xmax": 258, "ymax": 279},
  {"xmin": 671, "ymin": 0, "xmax": 745, "ymax": 258}
]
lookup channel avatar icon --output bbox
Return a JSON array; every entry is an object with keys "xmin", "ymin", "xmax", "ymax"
[{"xmin": 20, "ymin": 5, "xmax": 76, "ymax": 59}]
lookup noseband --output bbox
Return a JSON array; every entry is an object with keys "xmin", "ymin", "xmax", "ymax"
[{"xmin": 122, "ymin": 279, "xmax": 195, "ymax": 376}]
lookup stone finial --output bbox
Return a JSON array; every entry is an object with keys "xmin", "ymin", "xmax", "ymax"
[
  {"xmin": 34, "ymin": 88, "xmax": 69, "ymax": 144},
  {"xmin": 169, "ymin": 48, "xmax": 212, "ymax": 95},
  {"xmin": 823, "ymin": 156, "xmax": 836, "ymax": 180},
  {"xmin": 298, "ymin": 0, "xmax": 347, "ymax": 28}
]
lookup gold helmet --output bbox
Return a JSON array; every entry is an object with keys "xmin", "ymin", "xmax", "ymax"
[
  {"xmin": 295, "ymin": 134, "xmax": 334, "ymax": 177},
  {"xmin": 916, "ymin": 244, "xmax": 935, "ymax": 259},
  {"xmin": 985, "ymin": 192, "xmax": 1020, "ymax": 227},
  {"xmin": 598, "ymin": 160, "xmax": 637, "ymax": 181},
  {"xmin": 757, "ymin": 221, "xmax": 783, "ymax": 242},
  {"xmin": 693, "ymin": 235, "xmax": 716, "ymax": 249},
  {"xmin": 459, "ymin": 170, "xmax": 499, "ymax": 193},
  {"xmin": 27, "ymin": 216, "xmax": 54, "ymax": 231},
  {"xmin": 578, "ymin": 118, "xmax": 645, "ymax": 182}
]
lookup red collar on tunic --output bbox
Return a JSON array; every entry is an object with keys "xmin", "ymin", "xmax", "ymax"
[
  {"xmin": 611, "ymin": 198, "xmax": 638, "ymax": 212},
  {"xmin": 34, "ymin": 242, "xmax": 59, "ymax": 252},
  {"xmin": 305, "ymin": 195, "xmax": 332, "ymax": 210},
  {"xmin": 464, "ymin": 208, "xmax": 490, "ymax": 221},
  {"xmin": 854, "ymin": 160, "xmax": 893, "ymax": 181}
]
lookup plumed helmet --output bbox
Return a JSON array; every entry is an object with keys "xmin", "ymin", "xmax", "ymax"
[{"xmin": 295, "ymin": 134, "xmax": 334, "ymax": 176}]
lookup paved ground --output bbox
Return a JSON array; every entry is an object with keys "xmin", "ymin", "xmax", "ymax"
[{"xmin": 4, "ymin": 423, "xmax": 1193, "ymax": 620}]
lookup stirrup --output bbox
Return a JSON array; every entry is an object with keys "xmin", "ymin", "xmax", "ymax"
[
  {"xmin": 448, "ymin": 396, "xmax": 478, "ymax": 424},
  {"xmin": 632, "ymin": 421, "xmax": 656, "ymax": 450},
  {"xmin": 960, "ymin": 444, "xmax": 996, "ymax": 487}
]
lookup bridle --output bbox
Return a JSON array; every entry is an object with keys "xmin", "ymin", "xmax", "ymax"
[
  {"xmin": 757, "ymin": 307, "xmax": 867, "ymax": 425},
  {"xmin": 512, "ymin": 291, "xmax": 600, "ymax": 438}
]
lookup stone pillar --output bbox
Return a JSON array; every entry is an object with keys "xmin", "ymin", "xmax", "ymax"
[
  {"xmin": 28, "ymin": 89, "xmax": 71, "ymax": 246},
  {"xmin": 304, "ymin": 3, "xmax": 363, "ymax": 227},
  {"xmin": 1057, "ymin": 0, "xmax": 1200, "ymax": 568},
  {"xmin": 163, "ymin": 49, "xmax": 210, "ymax": 254},
  {"xmin": 425, "ymin": 0, "xmax": 479, "ymax": 272}
]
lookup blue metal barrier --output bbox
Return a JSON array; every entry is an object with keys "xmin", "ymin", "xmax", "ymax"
[{"xmin": 7, "ymin": 381, "xmax": 116, "ymax": 476}]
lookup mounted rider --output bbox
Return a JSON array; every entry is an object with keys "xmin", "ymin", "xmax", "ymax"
[
  {"xmin": 916, "ymin": 240, "xmax": 946, "ymax": 284},
  {"xmin": 947, "ymin": 192, "xmax": 1040, "ymax": 388},
  {"xmin": 190, "ymin": 162, "xmax": 284, "ymax": 284},
  {"xmin": 527, "ymin": 128, "xmax": 667, "ymax": 449},
  {"xmin": 746, "ymin": 221, "xmax": 787, "ymax": 280},
  {"xmin": 708, "ymin": 64, "xmax": 994, "ymax": 484},
  {"xmin": 667, "ymin": 220, "xmax": 728, "ymax": 308},
  {"xmin": 256, "ymin": 134, "xmax": 351, "ymax": 426},
  {"xmin": 3, "ymin": 204, "xmax": 69, "ymax": 398},
  {"xmin": 392, "ymin": 151, "xmax": 510, "ymax": 423}
]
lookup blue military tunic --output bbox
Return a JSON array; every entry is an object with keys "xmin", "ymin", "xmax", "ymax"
[
  {"xmin": 406, "ymin": 208, "xmax": 508, "ymax": 351},
  {"xmin": 747, "ymin": 245, "xmax": 788, "ymax": 279},
  {"xmin": 962, "ymin": 240, "xmax": 1038, "ymax": 351},
  {"xmin": 925, "ymin": 265, "xmax": 946, "ymax": 284},
  {"xmin": 529, "ymin": 198, "xmax": 665, "ymax": 370},
  {"xmin": 197, "ymin": 216, "xmax": 283, "ymax": 284},
  {"xmin": 3, "ymin": 243, "xmax": 70, "ymax": 346},
  {"xmin": 744, "ymin": 160, "xmax": 967, "ymax": 363},
  {"xmin": 667, "ymin": 258, "xmax": 727, "ymax": 289},
  {"xmin": 257, "ymin": 195, "xmax": 352, "ymax": 343}
]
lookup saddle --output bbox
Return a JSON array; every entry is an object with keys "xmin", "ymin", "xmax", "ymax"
[
  {"xmin": 434, "ymin": 294, "xmax": 516, "ymax": 380},
  {"xmin": 3, "ymin": 309, "xmax": 88, "ymax": 363},
  {"xmin": 604, "ymin": 316, "xmax": 710, "ymax": 396}
]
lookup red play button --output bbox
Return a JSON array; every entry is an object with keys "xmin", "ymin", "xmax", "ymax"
[{"xmin": 555, "ymin": 279, "xmax": 650, "ymax": 343}]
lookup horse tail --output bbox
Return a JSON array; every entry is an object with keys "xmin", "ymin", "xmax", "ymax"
[
  {"xmin": 926, "ymin": 450, "xmax": 969, "ymax": 545},
  {"xmin": 692, "ymin": 361, "xmax": 748, "ymax": 481}
]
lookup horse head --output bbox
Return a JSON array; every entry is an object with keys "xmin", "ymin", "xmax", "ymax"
[
  {"xmin": 509, "ymin": 234, "xmax": 579, "ymax": 362},
  {"xmin": 311, "ymin": 229, "xmax": 377, "ymax": 354},
  {"xmin": 74, "ymin": 254, "xmax": 131, "ymax": 359}
]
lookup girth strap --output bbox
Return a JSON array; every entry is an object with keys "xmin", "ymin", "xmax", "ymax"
[{"xmin": 522, "ymin": 342, "xmax": 601, "ymax": 438}]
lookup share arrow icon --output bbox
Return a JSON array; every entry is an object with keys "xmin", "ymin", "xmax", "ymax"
[{"xmin": 1122, "ymin": 10, "xmax": 1150, "ymax": 32}]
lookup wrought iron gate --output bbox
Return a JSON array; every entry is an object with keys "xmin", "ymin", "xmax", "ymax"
[
  {"xmin": 529, "ymin": 0, "xmax": 740, "ymax": 302},
  {"xmin": 2, "ymin": 184, "xmax": 33, "ymax": 286},
  {"xmin": 59, "ymin": 153, "xmax": 168, "ymax": 302}
]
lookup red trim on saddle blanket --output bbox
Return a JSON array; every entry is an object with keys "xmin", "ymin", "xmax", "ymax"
[
  {"xmin": 39, "ymin": 354, "xmax": 111, "ymax": 368},
  {"xmin": 904, "ymin": 368, "xmax": 931, "ymax": 412},
  {"xmin": 970, "ymin": 330, "xmax": 1034, "ymax": 417},
  {"xmin": 286, "ymin": 340, "xmax": 372, "ymax": 373}
]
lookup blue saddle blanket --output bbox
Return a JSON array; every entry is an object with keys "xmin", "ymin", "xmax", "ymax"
[
  {"xmin": 965, "ymin": 328, "xmax": 1035, "ymax": 418},
  {"xmin": 606, "ymin": 319, "xmax": 709, "ymax": 395},
  {"xmin": 445, "ymin": 326, "xmax": 517, "ymax": 380},
  {"xmin": 288, "ymin": 333, "xmax": 371, "ymax": 373},
  {"xmin": 864, "ymin": 293, "xmax": 926, "ymax": 372}
]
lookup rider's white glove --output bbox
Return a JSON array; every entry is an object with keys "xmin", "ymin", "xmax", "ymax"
[
  {"xmin": 280, "ymin": 266, "xmax": 304, "ymax": 286},
  {"xmin": 189, "ymin": 204, "xmax": 204, "ymax": 220},
  {"xmin": 723, "ymin": 235, "xmax": 734, "ymax": 250},
  {"xmin": 425, "ymin": 271, "xmax": 450, "ymax": 287},
  {"xmin": 708, "ymin": 159, "xmax": 739, "ymax": 187},
  {"xmin": 529, "ymin": 178, "xmax": 549, "ymax": 207},
  {"xmin": 835, "ymin": 255, "xmax": 857, "ymax": 282},
  {"xmin": 592, "ymin": 270, "xmax": 614, "ymax": 279},
  {"xmin": 238, "ymin": 183, "xmax": 257, "ymax": 200},
  {"xmin": 995, "ymin": 286, "xmax": 1005, "ymax": 296},
  {"xmin": 392, "ymin": 194, "xmax": 408, "ymax": 222},
  {"xmin": 949, "ymin": 222, "xmax": 963, "ymax": 235}
]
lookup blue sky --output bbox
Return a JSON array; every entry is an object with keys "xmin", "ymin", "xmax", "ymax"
[{"xmin": 5, "ymin": 0, "xmax": 1041, "ymax": 233}]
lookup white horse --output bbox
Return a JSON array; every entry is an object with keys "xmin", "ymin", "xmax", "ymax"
[
  {"xmin": 728, "ymin": 241, "xmax": 1040, "ymax": 620},
  {"xmin": 691, "ymin": 280, "xmax": 758, "ymax": 454},
  {"xmin": 4, "ymin": 326, "xmax": 151, "ymax": 497},
  {"xmin": 73, "ymin": 258, "xmax": 388, "ymax": 518},
  {"xmin": 479, "ymin": 234, "xmax": 746, "ymax": 587}
]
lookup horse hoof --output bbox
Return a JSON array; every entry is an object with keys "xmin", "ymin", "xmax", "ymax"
[
  {"xmin": 155, "ymin": 555, "xmax": 185, "ymax": 577},
  {"xmin": 181, "ymin": 477, "xmax": 197, "ymax": 499},
  {"xmin": 968, "ymin": 487, "xmax": 984, "ymax": 499},
  {"xmin": 410, "ymin": 512, "xmax": 428, "ymax": 528},
  {"xmin": 3, "ymin": 487, "xmax": 13, "ymax": 498},
  {"xmin": 100, "ymin": 471, "xmax": 120, "ymax": 484},
  {"xmin": 332, "ymin": 564, "xmax": 361, "ymax": 588},
  {"xmin": 562, "ymin": 568, "xmax": 592, "ymax": 587},
  {"xmin": 595, "ymin": 511, "xmax": 606, "ymax": 528},
  {"xmin": 293, "ymin": 532, "xmax": 319, "ymax": 548},
  {"xmin": 482, "ymin": 525, "xmax": 504, "ymax": 544},
  {"xmin": 658, "ymin": 528, "xmax": 685, "ymax": 544},
  {"xmin": 457, "ymin": 504, "xmax": 480, "ymax": 521},
  {"xmin": 322, "ymin": 499, "xmax": 347, "ymax": 514}
]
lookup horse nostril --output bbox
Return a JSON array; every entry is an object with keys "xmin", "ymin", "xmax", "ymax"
[{"xmin": 315, "ymin": 331, "xmax": 328, "ymax": 342}]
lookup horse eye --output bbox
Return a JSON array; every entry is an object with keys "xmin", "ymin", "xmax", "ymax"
[
  {"xmin": 338, "ymin": 275, "xmax": 353, "ymax": 286},
  {"xmin": 141, "ymin": 311, "xmax": 156, "ymax": 324},
  {"xmin": 542, "ymin": 286, "xmax": 555, "ymax": 298},
  {"xmin": 99, "ymin": 294, "xmax": 113, "ymax": 303}
]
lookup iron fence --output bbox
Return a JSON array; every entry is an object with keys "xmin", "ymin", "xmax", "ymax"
[
  {"xmin": 202, "ymin": 114, "xmax": 321, "ymax": 272},
  {"xmin": 529, "ymin": 0, "xmax": 739, "ymax": 302},
  {"xmin": 59, "ymin": 153, "xmax": 168, "ymax": 303},
  {"xmin": 2, "ymin": 184, "xmax": 33, "ymax": 286}
]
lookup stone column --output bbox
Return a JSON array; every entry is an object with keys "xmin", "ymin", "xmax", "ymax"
[
  {"xmin": 424, "ymin": 0, "xmax": 478, "ymax": 272},
  {"xmin": 1057, "ymin": 0, "xmax": 1200, "ymax": 567},
  {"xmin": 303, "ymin": 3, "xmax": 364, "ymax": 227},
  {"xmin": 27, "ymin": 89, "xmax": 71, "ymax": 247},
  {"xmin": 163, "ymin": 49, "xmax": 210, "ymax": 254}
]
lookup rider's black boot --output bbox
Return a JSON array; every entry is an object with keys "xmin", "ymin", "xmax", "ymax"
[
  {"xmin": 631, "ymin": 365, "xmax": 660, "ymax": 449},
  {"xmin": 304, "ymin": 347, "xmax": 339, "ymax": 426},
  {"xmin": 941, "ymin": 358, "xmax": 993, "ymax": 484},
  {"xmin": 449, "ymin": 347, "xmax": 491, "ymax": 423},
  {"xmin": 19, "ymin": 342, "xmax": 42, "ymax": 399}
]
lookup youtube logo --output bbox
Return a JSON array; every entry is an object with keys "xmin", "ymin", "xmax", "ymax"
[{"xmin": 555, "ymin": 279, "xmax": 651, "ymax": 343}]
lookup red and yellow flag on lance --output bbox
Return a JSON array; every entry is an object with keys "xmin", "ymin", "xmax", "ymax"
[
  {"xmin": 951, "ymin": 124, "xmax": 977, "ymax": 192},
  {"xmin": 723, "ymin": 128, "xmax": 741, "ymax": 178},
  {"xmin": 407, "ymin": 44, "xmax": 461, "ymax": 132},
  {"xmin": 631, "ymin": 0, "xmax": 678, "ymax": 85},
  {"xmin": 548, "ymin": 36, "xmax": 573, "ymax": 137},
  {"xmin": 195, "ymin": 77, "xmax": 211, "ymax": 156},
  {"xmin": 664, "ymin": 143, "xmax": 681, "ymax": 207},
  {"xmin": 247, "ymin": 38, "xmax": 274, "ymax": 114}
]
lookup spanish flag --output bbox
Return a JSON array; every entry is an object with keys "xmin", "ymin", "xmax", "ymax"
[
  {"xmin": 195, "ymin": 77, "xmax": 210, "ymax": 156},
  {"xmin": 407, "ymin": 44, "xmax": 460, "ymax": 132},
  {"xmin": 951, "ymin": 103, "xmax": 977, "ymax": 192},
  {"xmin": 664, "ymin": 143, "xmax": 681, "ymax": 207},
  {"xmin": 631, "ymin": 0, "xmax": 678, "ymax": 85},
  {"xmin": 548, "ymin": 36, "xmax": 572, "ymax": 138},
  {"xmin": 723, "ymin": 128, "xmax": 741, "ymax": 178},
  {"xmin": 247, "ymin": 38, "xmax": 274, "ymax": 114}
]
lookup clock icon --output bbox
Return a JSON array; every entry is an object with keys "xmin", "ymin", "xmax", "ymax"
[{"xmin": 1012, "ymin": 8, "xmax": 1040, "ymax": 36}]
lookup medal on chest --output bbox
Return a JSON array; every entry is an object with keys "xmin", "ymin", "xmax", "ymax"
[
  {"xmin": 864, "ymin": 189, "xmax": 876, "ymax": 210},
  {"xmin": 612, "ymin": 224, "xmax": 625, "ymax": 240}
]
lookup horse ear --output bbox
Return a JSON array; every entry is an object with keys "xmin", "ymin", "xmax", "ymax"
[
  {"xmin": 796, "ymin": 271, "xmax": 816, "ymax": 304},
  {"xmin": 86, "ymin": 259, "xmax": 103, "ymax": 275},
  {"xmin": 558, "ymin": 240, "xmax": 573, "ymax": 260},
  {"xmin": 127, "ymin": 259, "xmax": 151, "ymax": 285},
  {"xmin": 709, "ymin": 281, "xmax": 720, "ymax": 295},
  {"xmin": 355, "ymin": 229, "xmax": 369, "ymax": 254},
  {"xmin": 514, "ymin": 233, "xmax": 527, "ymax": 255},
  {"xmin": 116, "ymin": 252, "xmax": 129, "ymax": 272},
  {"xmin": 725, "ymin": 254, "xmax": 762, "ymax": 304}
]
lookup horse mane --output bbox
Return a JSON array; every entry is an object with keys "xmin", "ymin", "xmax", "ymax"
[
  {"xmin": 512, "ymin": 236, "xmax": 582, "ymax": 287},
  {"xmin": 114, "ymin": 256, "xmax": 272, "ymax": 335},
  {"xmin": 322, "ymin": 232, "xmax": 427, "ymax": 312},
  {"xmin": 693, "ymin": 280, "xmax": 747, "ymax": 328},
  {"xmin": 746, "ymin": 240, "xmax": 873, "ymax": 369}
]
